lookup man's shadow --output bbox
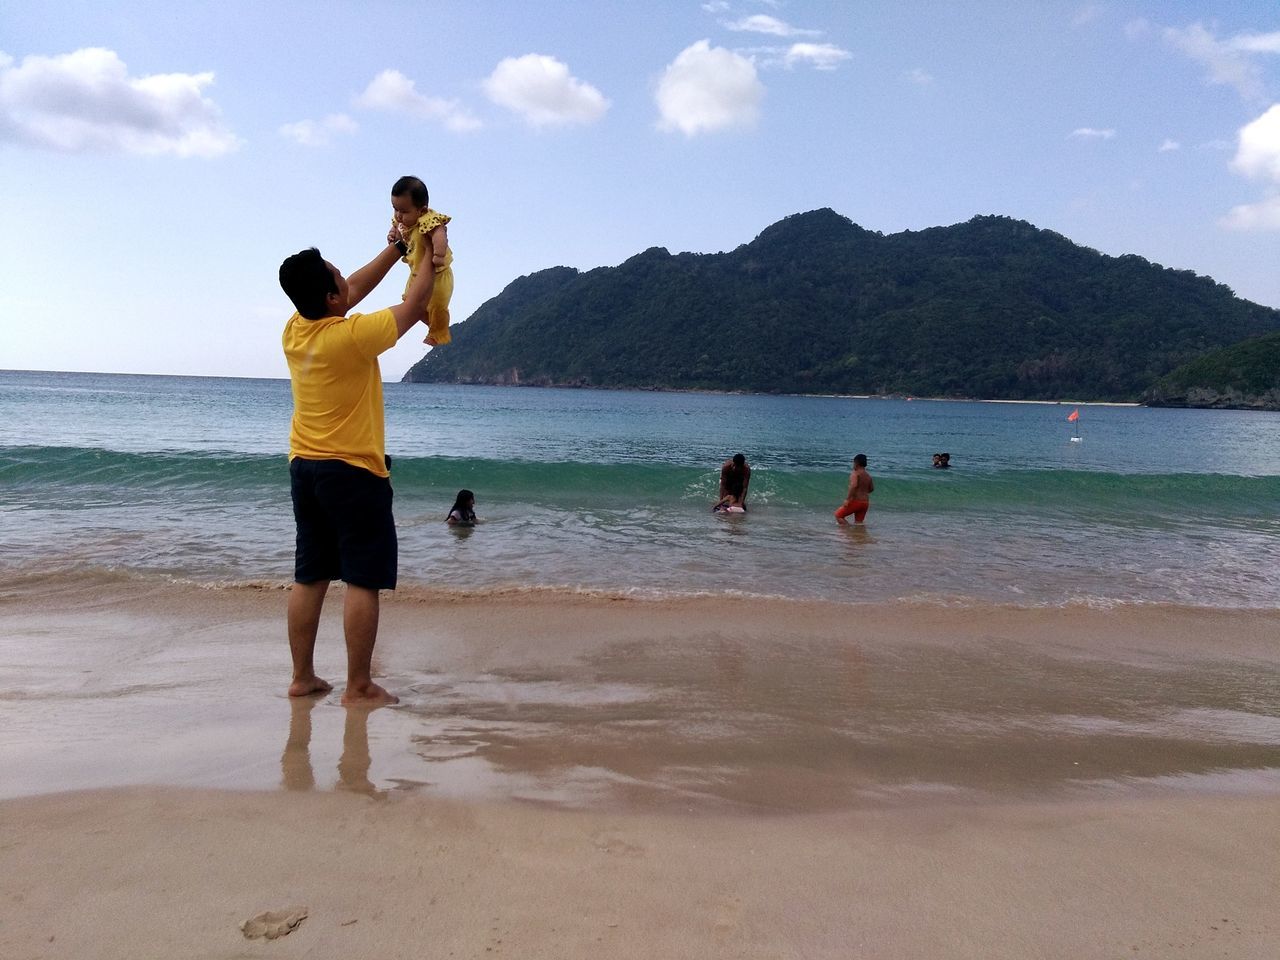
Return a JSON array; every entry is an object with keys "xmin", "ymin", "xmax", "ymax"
[{"xmin": 281, "ymin": 696, "xmax": 383, "ymax": 797}]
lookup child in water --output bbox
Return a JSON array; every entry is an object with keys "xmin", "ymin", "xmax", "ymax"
[
  {"xmin": 446, "ymin": 489, "xmax": 477, "ymax": 526},
  {"xmin": 389, "ymin": 175, "xmax": 455, "ymax": 346}
]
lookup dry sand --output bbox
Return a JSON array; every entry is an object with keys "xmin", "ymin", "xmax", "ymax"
[
  {"xmin": 1, "ymin": 575, "xmax": 1279, "ymax": 958},
  {"xmin": 4, "ymin": 786, "xmax": 1278, "ymax": 960}
]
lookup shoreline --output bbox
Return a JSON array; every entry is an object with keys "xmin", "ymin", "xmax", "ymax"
[
  {"xmin": 8, "ymin": 565, "xmax": 1280, "ymax": 613},
  {"xmin": 396, "ymin": 375, "xmax": 1152, "ymax": 407}
]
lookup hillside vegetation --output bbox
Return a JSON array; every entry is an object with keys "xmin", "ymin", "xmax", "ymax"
[
  {"xmin": 1144, "ymin": 331, "xmax": 1280, "ymax": 410},
  {"xmin": 405, "ymin": 209, "xmax": 1280, "ymax": 402}
]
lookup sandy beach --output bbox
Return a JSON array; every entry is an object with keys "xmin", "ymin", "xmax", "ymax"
[{"xmin": 2, "ymin": 575, "xmax": 1279, "ymax": 958}]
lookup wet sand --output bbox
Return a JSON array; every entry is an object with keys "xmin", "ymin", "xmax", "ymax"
[{"xmin": 2, "ymin": 574, "xmax": 1279, "ymax": 957}]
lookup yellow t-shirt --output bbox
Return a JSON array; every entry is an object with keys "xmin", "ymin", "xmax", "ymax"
[{"xmin": 283, "ymin": 308, "xmax": 397, "ymax": 477}]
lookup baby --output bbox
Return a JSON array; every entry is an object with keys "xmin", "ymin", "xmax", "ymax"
[{"xmin": 389, "ymin": 175, "xmax": 455, "ymax": 346}]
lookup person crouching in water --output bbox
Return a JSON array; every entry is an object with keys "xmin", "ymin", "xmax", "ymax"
[
  {"xmin": 446, "ymin": 489, "xmax": 477, "ymax": 526},
  {"xmin": 714, "ymin": 452, "xmax": 751, "ymax": 512}
]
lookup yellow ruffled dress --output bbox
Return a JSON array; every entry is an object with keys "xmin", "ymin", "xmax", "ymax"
[{"xmin": 399, "ymin": 209, "xmax": 454, "ymax": 345}]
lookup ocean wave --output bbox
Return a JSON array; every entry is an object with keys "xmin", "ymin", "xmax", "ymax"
[{"xmin": 4, "ymin": 444, "xmax": 1278, "ymax": 518}]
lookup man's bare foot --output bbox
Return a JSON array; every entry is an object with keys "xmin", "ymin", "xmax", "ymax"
[
  {"xmin": 341, "ymin": 682, "xmax": 399, "ymax": 706},
  {"xmin": 424, "ymin": 335, "xmax": 439, "ymax": 346},
  {"xmin": 289, "ymin": 676, "xmax": 333, "ymax": 697}
]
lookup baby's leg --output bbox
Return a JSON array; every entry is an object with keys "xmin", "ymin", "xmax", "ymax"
[
  {"xmin": 424, "ymin": 305, "xmax": 451, "ymax": 345},
  {"xmin": 423, "ymin": 268, "xmax": 454, "ymax": 346}
]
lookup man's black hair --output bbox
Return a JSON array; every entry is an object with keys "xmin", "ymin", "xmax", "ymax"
[
  {"xmin": 732, "ymin": 453, "xmax": 746, "ymax": 467},
  {"xmin": 279, "ymin": 248, "xmax": 338, "ymax": 320},
  {"xmin": 391, "ymin": 175, "xmax": 429, "ymax": 208},
  {"xmin": 853, "ymin": 453, "xmax": 868, "ymax": 467}
]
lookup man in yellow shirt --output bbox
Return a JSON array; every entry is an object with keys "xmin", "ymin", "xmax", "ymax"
[{"xmin": 278, "ymin": 239, "xmax": 434, "ymax": 706}]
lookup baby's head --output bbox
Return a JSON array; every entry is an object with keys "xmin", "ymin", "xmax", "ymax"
[{"xmin": 391, "ymin": 175, "xmax": 429, "ymax": 229}]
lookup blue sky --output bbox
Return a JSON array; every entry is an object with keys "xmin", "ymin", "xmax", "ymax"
[{"xmin": 2, "ymin": 0, "xmax": 1278, "ymax": 379}]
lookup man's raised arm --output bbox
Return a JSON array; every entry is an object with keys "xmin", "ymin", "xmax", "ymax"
[
  {"xmin": 386, "ymin": 251, "xmax": 436, "ymax": 339},
  {"xmin": 345, "ymin": 243, "xmax": 403, "ymax": 310}
]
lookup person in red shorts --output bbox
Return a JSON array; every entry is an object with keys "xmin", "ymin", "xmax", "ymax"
[{"xmin": 835, "ymin": 453, "xmax": 874, "ymax": 524}]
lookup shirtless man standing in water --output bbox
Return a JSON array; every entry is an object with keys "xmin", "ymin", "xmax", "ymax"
[{"xmin": 835, "ymin": 453, "xmax": 874, "ymax": 524}]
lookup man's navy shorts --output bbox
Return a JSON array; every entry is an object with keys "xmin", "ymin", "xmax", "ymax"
[{"xmin": 289, "ymin": 457, "xmax": 397, "ymax": 590}]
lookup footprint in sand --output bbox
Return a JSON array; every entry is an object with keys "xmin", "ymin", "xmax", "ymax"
[
  {"xmin": 590, "ymin": 832, "xmax": 645, "ymax": 857},
  {"xmin": 240, "ymin": 906, "xmax": 308, "ymax": 940},
  {"xmin": 713, "ymin": 895, "xmax": 743, "ymax": 941}
]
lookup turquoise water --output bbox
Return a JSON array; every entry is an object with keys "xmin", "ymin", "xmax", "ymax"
[{"xmin": 3, "ymin": 369, "xmax": 1279, "ymax": 606}]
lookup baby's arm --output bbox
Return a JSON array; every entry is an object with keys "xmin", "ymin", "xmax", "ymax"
[{"xmin": 430, "ymin": 224, "xmax": 448, "ymax": 266}]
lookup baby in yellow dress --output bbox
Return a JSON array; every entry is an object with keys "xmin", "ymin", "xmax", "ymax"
[{"xmin": 389, "ymin": 175, "xmax": 455, "ymax": 346}]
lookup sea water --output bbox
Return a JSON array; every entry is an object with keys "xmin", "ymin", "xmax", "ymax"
[{"xmin": 3, "ymin": 369, "xmax": 1279, "ymax": 607}]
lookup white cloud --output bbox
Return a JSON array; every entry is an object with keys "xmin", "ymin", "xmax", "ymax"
[
  {"xmin": 782, "ymin": 43, "xmax": 851, "ymax": 71},
  {"xmin": 1230, "ymin": 104, "xmax": 1280, "ymax": 181},
  {"xmin": 736, "ymin": 43, "xmax": 852, "ymax": 72},
  {"xmin": 1221, "ymin": 105, "xmax": 1280, "ymax": 231},
  {"xmin": 701, "ymin": 1, "xmax": 730, "ymax": 10},
  {"xmin": 1070, "ymin": 127, "xmax": 1116, "ymax": 139},
  {"xmin": 279, "ymin": 113, "xmax": 357, "ymax": 147},
  {"xmin": 656, "ymin": 40, "xmax": 764, "ymax": 137},
  {"xmin": 0, "ymin": 47, "xmax": 238, "ymax": 156},
  {"xmin": 1164, "ymin": 23, "xmax": 1280, "ymax": 101},
  {"xmin": 355, "ymin": 70, "xmax": 481, "ymax": 132},
  {"xmin": 1220, "ymin": 193, "xmax": 1280, "ymax": 230},
  {"xmin": 1231, "ymin": 32, "xmax": 1280, "ymax": 54},
  {"xmin": 483, "ymin": 54, "xmax": 608, "ymax": 128},
  {"xmin": 906, "ymin": 67, "xmax": 934, "ymax": 86},
  {"xmin": 1158, "ymin": 138, "xmax": 1180, "ymax": 152},
  {"xmin": 725, "ymin": 15, "xmax": 820, "ymax": 38}
]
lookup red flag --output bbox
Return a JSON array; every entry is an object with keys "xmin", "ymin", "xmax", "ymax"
[{"xmin": 1067, "ymin": 408, "xmax": 1080, "ymax": 422}]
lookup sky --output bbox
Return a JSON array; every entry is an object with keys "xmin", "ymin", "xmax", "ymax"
[{"xmin": 2, "ymin": 0, "xmax": 1279, "ymax": 381}]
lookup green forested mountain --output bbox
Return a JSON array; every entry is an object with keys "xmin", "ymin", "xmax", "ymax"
[
  {"xmin": 1144, "ymin": 331, "xmax": 1280, "ymax": 410},
  {"xmin": 404, "ymin": 209, "xmax": 1280, "ymax": 401}
]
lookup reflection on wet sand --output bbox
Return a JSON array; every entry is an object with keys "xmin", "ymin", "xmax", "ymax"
[
  {"xmin": 256, "ymin": 604, "xmax": 1280, "ymax": 812},
  {"xmin": 280, "ymin": 697, "xmax": 316, "ymax": 791},
  {"xmin": 313, "ymin": 634, "xmax": 1280, "ymax": 813},
  {"xmin": 281, "ymin": 697, "xmax": 383, "ymax": 797},
  {"xmin": 8, "ymin": 578, "xmax": 1279, "ymax": 810}
]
